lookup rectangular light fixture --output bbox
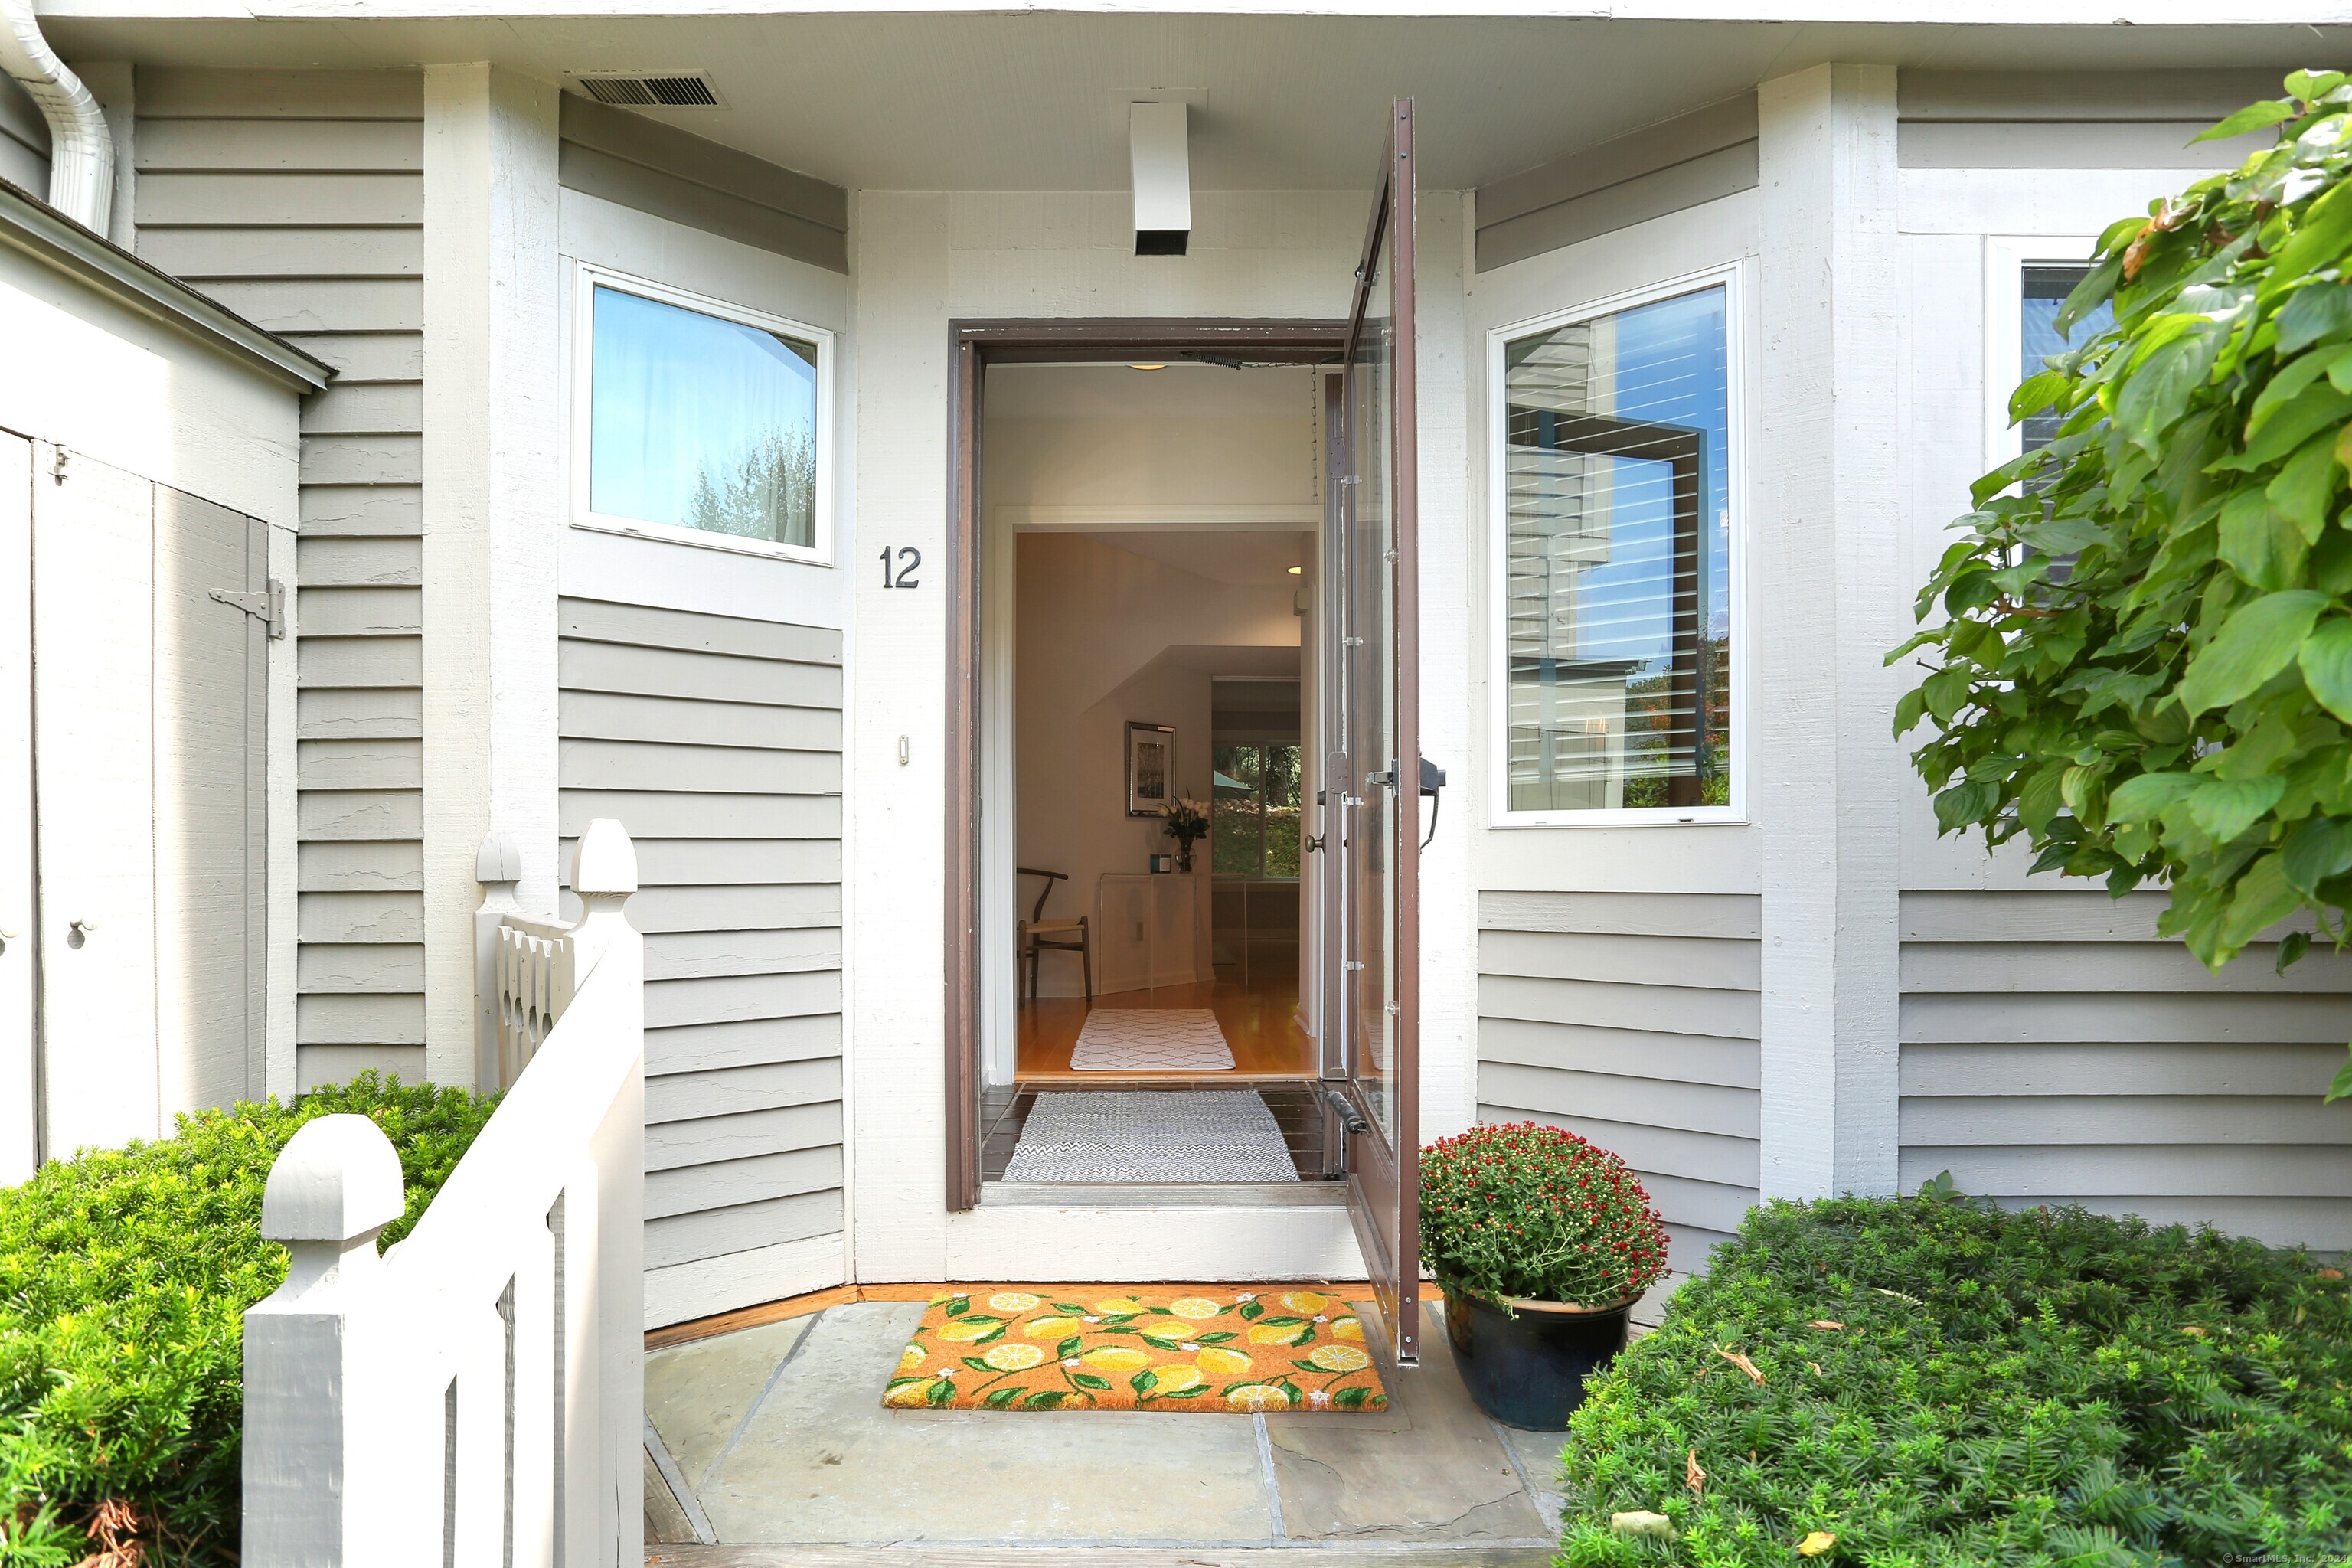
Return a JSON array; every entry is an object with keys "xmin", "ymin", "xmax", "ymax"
[{"xmin": 1129, "ymin": 100, "xmax": 1191, "ymax": 256}]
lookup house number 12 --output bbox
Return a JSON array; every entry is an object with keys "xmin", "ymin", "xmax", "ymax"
[{"xmin": 879, "ymin": 546, "xmax": 921, "ymax": 589}]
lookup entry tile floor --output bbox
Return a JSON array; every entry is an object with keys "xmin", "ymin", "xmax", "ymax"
[{"xmin": 643, "ymin": 1298, "xmax": 1570, "ymax": 1566}]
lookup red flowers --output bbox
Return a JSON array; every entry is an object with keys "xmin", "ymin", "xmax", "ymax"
[{"xmin": 1419, "ymin": 1122, "xmax": 1671, "ymax": 1308}]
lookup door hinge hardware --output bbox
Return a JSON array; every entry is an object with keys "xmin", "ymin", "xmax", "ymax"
[
  {"xmin": 1384, "ymin": 548, "xmax": 1398, "ymax": 564},
  {"xmin": 1342, "ymin": 793, "xmax": 1364, "ymax": 808},
  {"xmin": 1343, "ymin": 635, "xmax": 1364, "ymax": 647},
  {"xmin": 1322, "ymin": 1087, "xmax": 1370, "ymax": 1135},
  {"xmin": 1345, "ymin": 959, "xmax": 1365, "ymax": 972},
  {"xmin": 1337, "ymin": 475, "xmax": 1362, "ymax": 486},
  {"xmin": 211, "ymin": 579, "xmax": 287, "ymax": 640}
]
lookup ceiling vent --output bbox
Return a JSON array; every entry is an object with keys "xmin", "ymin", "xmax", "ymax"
[{"xmin": 571, "ymin": 72, "xmax": 723, "ymax": 108}]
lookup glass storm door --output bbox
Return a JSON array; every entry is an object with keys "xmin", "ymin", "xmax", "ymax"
[{"xmin": 1324, "ymin": 99, "xmax": 1423, "ymax": 1367}]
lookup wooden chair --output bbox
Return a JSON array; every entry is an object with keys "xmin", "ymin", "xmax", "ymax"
[{"xmin": 1017, "ymin": 867, "xmax": 1092, "ymax": 1006}]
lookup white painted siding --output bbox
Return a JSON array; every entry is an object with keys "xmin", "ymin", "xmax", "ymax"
[
  {"xmin": 133, "ymin": 68, "xmax": 428, "ymax": 1089},
  {"xmin": 1475, "ymin": 890, "xmax": 1760, "ymax": 1317},
  {"xmin": 556, "ymin": 598, "xmax": 845, "ymax": 1320}
]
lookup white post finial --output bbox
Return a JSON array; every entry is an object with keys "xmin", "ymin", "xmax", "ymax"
[
  {"xmin": 260, "ymin": 1113, "xmax": 406, "ymax": 1298},
  {"xmin": 571, "ymin": 818, "xmax": 637, "ymax": 903}
]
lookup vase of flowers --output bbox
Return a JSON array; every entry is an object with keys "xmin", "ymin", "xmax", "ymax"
[
  {"xmin": 1159, "ymin": 796, "xmax": 1210, "ymax": 872},
  {"xmin": 1419, "ymin": 1122, "xmax": 1670, "ymax": 1429}
]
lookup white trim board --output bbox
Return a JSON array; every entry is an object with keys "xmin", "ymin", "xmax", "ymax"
[
  {"xmin": 1982, "ymin": 233, "xmax": 2099, "ymax": 480},
  {"xmin": 645, "ymin": 1230, "xmax": 851, "ymax": 1330}
]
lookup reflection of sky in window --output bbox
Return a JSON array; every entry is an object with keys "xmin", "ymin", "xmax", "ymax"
[
  {"xmin": 589, "ymin": 286, "xmax": 817, "ymax": 529},
  {"xmin": 1581, "ymin": 290, "xmax": 1730, "ymax": 666},
  {"xmin": 2020, "ymin": 266, "xmax": 2115, "ymax": 453}
]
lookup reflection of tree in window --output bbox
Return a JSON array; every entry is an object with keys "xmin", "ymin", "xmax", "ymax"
[
  {"xmin": 1212, "ymin": 743, "xmax": 1304, "ymax": 877},
  {"xmin": 590, "ymin": 284, "xmax": 820, "ymax": 547},
  {"xmin": 1501, "ymin": 287, "xmax": 1732, "ymax": 812},
  {"xmin": 686, "ymin": 429, "xmax": 816, "ymax": 541}
]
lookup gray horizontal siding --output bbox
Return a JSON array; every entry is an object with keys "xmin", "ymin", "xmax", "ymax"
[
  {"xmin": 1895, "ymin": 69, "xmax": 2286, "ymax": 170},
  {"xmin": 1475, "ymin": 891, "xmax": 1763, "ymax": 1318},
  {"xmin": 556, "ymin": 90, "xmax": 847, "ymax": 273},
  {"xmin": 1898, "ymin": 890, "xmax": 2352, "ymax": 1251},
  {"xmin": 1475, "ymin": 95, "xmax": 1757, "ymax": 272},
  {"xmin": 559, "ymin": 596, "xmax": 844, "ymax": 1285},
  {"xmin": 136, "ymin": 67, "xmax": 429, "ymax": 1089}
]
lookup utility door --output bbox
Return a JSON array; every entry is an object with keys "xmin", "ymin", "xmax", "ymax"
[
  {"xmin": 1324, "ymin": 99, "xmax": 1426, "ymax": 1366},
  {"xmin": 0, "ymin": 436, "xmax": 32, "ymax": 1181},
  {"xmin": 34, "ymin": 443, "xmax": 162, "ymax": 1155}
]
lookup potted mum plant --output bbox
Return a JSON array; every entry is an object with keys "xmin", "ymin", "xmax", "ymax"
[{"xmin": 1419, "ymin": 1121, "xmax": 1670, "ymax": 1429}]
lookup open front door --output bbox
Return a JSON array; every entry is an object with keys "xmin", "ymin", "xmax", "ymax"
[{"xmin": 1325, "ymin": 99, "xmax": 1422, "ymax": 1366}]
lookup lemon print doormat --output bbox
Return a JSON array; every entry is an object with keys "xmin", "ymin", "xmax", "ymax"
[{"xmin": 884, "ymin": 1287, "xmax": 1388, "ymax": 1413}]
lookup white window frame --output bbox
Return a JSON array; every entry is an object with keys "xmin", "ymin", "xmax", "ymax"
[
  {"xmin": 1485, "ymin": 262, "xmax": 1746, "ymax": 828},
  {"xmin": 1983, "ymin": 234, "xmax": 2100, "ymax": 480},
  {"xmin": 569, "ymin": 261, "xmax": 836, "ymax": 566}
]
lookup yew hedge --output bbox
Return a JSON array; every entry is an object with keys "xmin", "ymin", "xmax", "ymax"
[{"xmin": 0, "ymin": 1074, "xmax": 495, "ymax": 1567}]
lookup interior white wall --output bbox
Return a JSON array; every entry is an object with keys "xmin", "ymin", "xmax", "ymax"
[
  {"xmin": 848, "ymin": 188, "xmax": 1468, "ymax": 1283},
  {"xmin": 1011, "ymin": 533, "xmax": 1300, "ymax": 1004}
]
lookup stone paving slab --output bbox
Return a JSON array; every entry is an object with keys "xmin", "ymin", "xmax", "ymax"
[
  {"xmin": 693, "ymin": 1304, "xmax": 1276, "ymax": 1545},
  {"xmin": 644, "ymin": 1298, "xmax": 1562, "ymax": 1563},
  {"xmin": 648, "ymin": 1315, "xmax": 815, "ymax": 1489}
]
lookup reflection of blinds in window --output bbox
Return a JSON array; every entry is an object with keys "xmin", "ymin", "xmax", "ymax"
[
  {"xmin": 2020, "ymin": 266, "xmax": 2114, "ymax": 459},
  {"xmin": 1503, "ymin": 289, "xmax": 1730, "ymax": 813}
]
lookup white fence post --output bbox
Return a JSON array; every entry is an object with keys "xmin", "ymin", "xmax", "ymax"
[
  {"xmin": 475, "ymin": 830, "xmax": 524, "ymax": 1091},
  {"xmin": 243, "ymin": 821, "xmax": 643, "ymax": 1568},
  {"xmin": 241, "ymin": 1114, "xmax": 407, "ymax": 1567}
]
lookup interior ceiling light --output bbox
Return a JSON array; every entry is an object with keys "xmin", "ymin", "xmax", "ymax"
[
  {"xmin": 1129, "ymin": 362, "xmax": 1167, "ymax": 371},
  {"xmin": 1286, "ymin": 565, "xmax": 1302, "ymax": 574}
]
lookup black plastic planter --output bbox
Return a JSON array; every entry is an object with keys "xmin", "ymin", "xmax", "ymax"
[{"xmin": 1442, "ymin": 1287, "xmax": 1631, "ymax": 1430}]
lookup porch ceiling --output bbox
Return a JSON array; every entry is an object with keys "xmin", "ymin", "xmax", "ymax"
[{"xmin": 48, "ymin": 8, "xmax": 2343, "ymax": 194}]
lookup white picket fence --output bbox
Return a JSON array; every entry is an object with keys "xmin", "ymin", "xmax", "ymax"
[{"xmin": 242, "ymin": 820, "xmax": 646, "ymax": 1568}]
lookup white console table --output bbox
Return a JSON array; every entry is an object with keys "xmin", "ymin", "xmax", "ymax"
[{"xmin": 1094, "ymin": 872, "xmax": 1200, "ymax": 995}]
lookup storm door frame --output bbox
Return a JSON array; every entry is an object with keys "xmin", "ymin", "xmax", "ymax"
[{"xmin": 942, "ymin": 318, "xmax": 1349, "ymax": 1210}]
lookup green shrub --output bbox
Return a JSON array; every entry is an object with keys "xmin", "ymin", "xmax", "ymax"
[
  {"xmin": 1553, "ymin": 1193, "xmax": 2352, "ymax": 1566},
  {"xmin": 0, "ymin": 1073, "xmax": 496, "ymax": 1566}
]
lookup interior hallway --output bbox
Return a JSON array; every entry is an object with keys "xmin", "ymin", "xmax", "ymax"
[{"xmin": 1015, "ymin": 972, "xmax": 1314, "ymax": 1080}]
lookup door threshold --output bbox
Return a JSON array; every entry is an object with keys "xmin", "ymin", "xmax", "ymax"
[
  {"xmin": 979, "ymin": 1180, "xmax": 1345, "ymax": 1208},
  {"xmin": 1013, "ymin": 1071, "xmax": 1315, "ymax": 1086}
]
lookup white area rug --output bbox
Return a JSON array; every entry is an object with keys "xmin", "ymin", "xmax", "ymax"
[
  {"xmin": 1001, "ymin": 1091, "xmax": 1299, "ymax": 1183},
  {"xmin": 1067, "ymin": 1008, "xmax": 1236, "ymax": 1072}
]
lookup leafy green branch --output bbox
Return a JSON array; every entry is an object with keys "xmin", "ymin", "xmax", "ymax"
[{"xmin": 1893, "ymin": 70, "xmax": 2352, "ymax": 1102}]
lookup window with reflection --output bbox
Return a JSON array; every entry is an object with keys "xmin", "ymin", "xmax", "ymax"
[
  {"xmin": 587, "ymin": 283, "xmax": 822, "ymax": 551},
  {"xmin": 2020, "ymin": 265, "xmax": 2115, "ymax": 456},
  {"xmin": 1501, "ymin": 285, "xmax": 1733, "ymax": 814}
]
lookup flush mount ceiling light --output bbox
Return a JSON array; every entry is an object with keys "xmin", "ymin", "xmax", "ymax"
[
  {"xmin": 1129, "ymin": 362, "xmax": 1168, "ymax": 371},
  {"xmin": 1129, "ymin": 100, "xmax": 1191, "ymax": 256},
  {"xmin": 1286, "ymin": 565, "xmax": 1302, "ymax": 574}
]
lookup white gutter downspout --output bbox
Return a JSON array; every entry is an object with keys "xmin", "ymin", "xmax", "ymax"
[{"xmin": 0, "ymin": 0, "xmax": 110, "ymax": 234}]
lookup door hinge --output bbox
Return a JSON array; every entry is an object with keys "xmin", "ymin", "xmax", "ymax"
[{"xmin": 210, "ymin": 578, "xmax": 286, "ymax": 640}]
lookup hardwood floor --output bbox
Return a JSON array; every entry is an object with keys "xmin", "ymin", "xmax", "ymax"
[{"xmin": 1014, "ymin": 972, "xmax": 1315, "ymax": 1080}]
